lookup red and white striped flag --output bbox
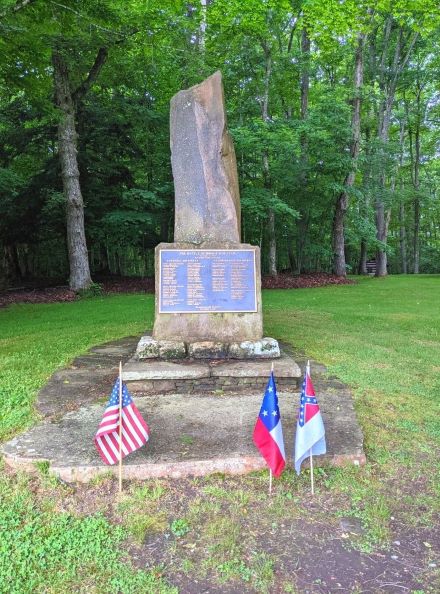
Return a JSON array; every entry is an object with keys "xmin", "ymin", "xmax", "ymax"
[{"xmin": 94, "ymin": 378, "xmax": 149, "ymax": 465}]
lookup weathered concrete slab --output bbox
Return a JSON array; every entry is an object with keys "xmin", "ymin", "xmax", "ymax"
[
  {"xmin": 2, "ymin": 387, "xmax": 365, "ymax": 483},
  {"xmin": 2, "ymin": 336, "xmax": 366, "ymax": 483},
  {"xmin": 122, "ymin": 348, "xmax": 301, "ymax": 394},
  {"xmin": 211, "ymin": 356, "xmax": 300, "ymax": 378},
  {"xmin": 37, "ymin": 336, "xmax": 138, "ymax": 418},
  {"xmin": 123, "ymin": 360, "xmax": 210, "ymax": 381}
]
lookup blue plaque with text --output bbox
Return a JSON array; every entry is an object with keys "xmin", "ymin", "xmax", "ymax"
[{"xmin": 159, "ymin": 249, "xmax": 257, "ymax": 313}]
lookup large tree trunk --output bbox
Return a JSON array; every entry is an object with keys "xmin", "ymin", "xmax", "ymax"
[
  {"xmin": 358, "ymin": 239, "xmax": 367, "ymax": 274},
  {"xmin": 295, "ymin": 27, "xmax": 310, "ymax": 274},
  {"xmin": 52, "ymin": 47, "xmax": 108, "ymax": 291},
  {"xmin": 374, "ymin": 22, "xmax": 418, "ymax": 277},
  {"xmin": 399, "ymin": 201, "xmax": 407, "ymax": 273},
  {"xmin": 332, "ymin": 32, "xmax": 365, "ymax": 276},
  {"xmin": 413, "ymin": 95, "xmax": 421, "ymax": 274},
  {"xmin": 260, "ymin": 43, "xmax": 277, "ymax": 276},
  {"xmin": 53, "ymin": 51, "xmax": 92, "ymax": 291}
]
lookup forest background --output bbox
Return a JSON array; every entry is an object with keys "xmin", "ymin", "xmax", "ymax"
[{"xmin": 1, "ymin": 0, "xmax": 440, "ymax": 291}]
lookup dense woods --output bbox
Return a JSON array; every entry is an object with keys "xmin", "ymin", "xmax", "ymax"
[{"xmin": 1, "ymin": 0, "xmax": 439, "ymax": 290}]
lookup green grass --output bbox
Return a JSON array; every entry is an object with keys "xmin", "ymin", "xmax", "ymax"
[
  {"xmin": 0, "ymin": 462, "xmax": 175, "ymax": 594},
  {"xmin": 0, "ymin": 275, "xmax": 439, "ymax": 591},
  {"xmin": 0, "ymin": 295, "xmax": 153, "ymax": 441}
]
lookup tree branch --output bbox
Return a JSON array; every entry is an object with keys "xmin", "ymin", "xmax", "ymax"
[
  {"xmin": 72, "ymin": 47, "xmax": 108, "ymax": 103},
  {"xmin": 0, "ymin": 0, "xmax": 36, "ymax": 19}
]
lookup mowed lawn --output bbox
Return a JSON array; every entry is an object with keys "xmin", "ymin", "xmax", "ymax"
[{"xmin": 0, "ymin": 275, "xmax": 439, "ymax": 593}]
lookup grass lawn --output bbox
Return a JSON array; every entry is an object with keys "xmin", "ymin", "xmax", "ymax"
[{"xmin": 0, "ymin": 275, "xmax": 439, "ymax": 593}]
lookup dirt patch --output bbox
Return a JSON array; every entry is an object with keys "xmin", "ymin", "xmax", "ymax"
[
  {"xmin": 0, "ymin": 274, "xmax": 353, "ymax": 307},
  {"xmin": 38, "ymin": 473, "xmax": 439, "ymax": 594},
  {"xmin": 262, "ymin": 272, "xmax": 354, "ymax": 290}
]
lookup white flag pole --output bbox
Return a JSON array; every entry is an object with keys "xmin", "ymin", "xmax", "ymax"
[
  {"xmin": 118, "ymin": 361, "xmax": 123, "ymax": 494},
  {"xmin": 306, "ymin": 361, "xmax": 315, "ymax": 495},
  {"xmin": 269, "ymin": 360, "xmax": 275, "ymax": 495}
]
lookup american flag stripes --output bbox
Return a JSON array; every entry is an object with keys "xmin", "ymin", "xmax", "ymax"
[{"xmin": 95, "ymin": 379, "xmax": 149, "ymax": 465}]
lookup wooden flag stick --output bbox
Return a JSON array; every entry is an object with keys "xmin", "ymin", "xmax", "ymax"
[
  {"xmin": 269, "ymin": 360, "xmax": 274, "ymax": 495},
  {"xmin": 309, "ymin": 449, "xmax": 314, "ymax": 495},
  {"xmin": 306, "ymin": 361, "xmax": 314, "ymax": 495},
  {"xmin": 118, "ymin": 361, "xmax": 123, "ymax": 494}
]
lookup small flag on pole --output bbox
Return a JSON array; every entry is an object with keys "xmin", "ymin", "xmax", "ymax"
[
  {"xmin": 294, "ymin": 363, "xmax": 326, "ymax": 475},
  {"xmin": 95, "ymin": 378, "xmax": 150, "ymax": 465},
  {"xmin": 253, "ymin": 371, "xmax": 286, "ymax": 477}
]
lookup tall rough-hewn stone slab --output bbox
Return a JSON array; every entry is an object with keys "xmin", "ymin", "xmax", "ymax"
[
  {"xmin": 151, "ymin": 72, "xmax": 264, "ymax": 344},
  {"xmin": 171, "ymin": 71, "xmax": 241, "ymax": 244}
]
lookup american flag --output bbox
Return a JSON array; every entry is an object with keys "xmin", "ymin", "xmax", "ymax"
[{"xmin": 94, "ymin": 378, "xmax": 149, "ymax": 465}]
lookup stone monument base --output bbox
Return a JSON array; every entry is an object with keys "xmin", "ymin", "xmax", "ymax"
[
  {"xmin": 135, "ymin": 334, "xmax": 280, "ymax": 361},
  {"xmin": 1, "ymin": 337, "xmax": 366, "ymax": 483},
  {"xmin": 123, "ymin": 344, "xmax": 301, "ymax": 395}
]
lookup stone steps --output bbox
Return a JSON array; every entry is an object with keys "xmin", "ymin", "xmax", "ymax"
[{"xmin": 122, "ymin": 350, "xmax": 301, "ymax": 394}]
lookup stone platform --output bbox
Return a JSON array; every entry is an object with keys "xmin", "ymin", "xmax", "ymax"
[
  {"xmin": 122, "ymin": 348, "xmax": 301, "ymax": 394},
  {"xmin": 1, "ymin": 337, "xmax": 366, "ymax": 483}
]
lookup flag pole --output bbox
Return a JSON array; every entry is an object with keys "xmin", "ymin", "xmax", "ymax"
[
  {"xmin": 269, "ymin": 360, "xmax": 274, "ymax": 495},
  {"xmin": 306, "ymin": 361, "xmax": 315, "ymax": 495},
  {"xmin": 118, "ymin": 361, "xmax": 123, "ymax": 494}
]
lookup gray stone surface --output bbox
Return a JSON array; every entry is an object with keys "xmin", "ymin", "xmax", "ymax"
[
  {"xmin": 123, "ymin": 360, "xmax": 210, "ymax": 381},
  {"xmin": 188, "ymin": 341, "xmax": 228, "ymax": 359},
  {"xmin": 171, "ymin": 71, "xmax": 240, "ymax": 244},
  {"xmin": 152, "ymin": 242, "xmax": 263, "ymax": 342},
  {"xmin": 135, "ymin": 335, "xmax": 160, "ymax": 358},
  {"xmin": 211, "ymin": 354, "xmax": 300, "ymax": 378},
  {"xmin": 36, "ymin": 336, "xmax": 138, "ymax": 418},
  {"xmin": 1, "ymin": 336, "xmax": 366, "ymax": 482},
  {"xmin": 135, "ymin": 337, "xmax": 187, "ymax": 360},
  {"xmin": 229, "ymin": 337, "xmax": 280, "ymax": 359},
  {"xmin": 123, "ymin": 349, "xmax": 299, "ymax": 383},
  {"xmin": 2, "ymin": 387, "xmax": 365, "ymax": 483}
]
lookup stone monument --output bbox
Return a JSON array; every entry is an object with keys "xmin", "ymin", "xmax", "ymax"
[
  {"xmin": 124, "ymin": 72, "xmax": 299, "ymax": 392},
  {"xmin": 138, "ymin": 71, "xmax": 278, "ymax": 359}
]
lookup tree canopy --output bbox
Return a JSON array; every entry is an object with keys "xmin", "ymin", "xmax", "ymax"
[{"xmin": 1, "ymin": 0, "xmax": 440, "ymax": 287}]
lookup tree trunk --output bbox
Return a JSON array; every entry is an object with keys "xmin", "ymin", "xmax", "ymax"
[
  {"xmin": 268, "ymin": 209, "xmax": 277, "ymax": 276},
  {"xmin": 413, "ymin": 94, "xmax": 421, "ymax": 274},
  {"xmin": 374, "ymin": 22, "xmax": 418, "ymax": 277},
  {"xmin": 399, "ymin": 201, "xmax": 407, "ymax": 273},
  {"xmin": 398, "ymin": 118, "xmax": 407, "ymax": 274},
  {"xmin": 261, "ymin": 42, "xmax": 277, "ymax": 276},
  {"xmin": 296, "ymin": 27, "xmax": 310, "ymax": 274},
  {"xmin": 52, "ymin": 50, "xmax": 92, "ymax": 291},
  {"xmin": 52, "ymin": 46, "xmax": 108, "ymax": 291},
  {"xmin": 358, "ymin": 240, "xmax": 367, "ymax": 274},
  {"xmin": 332, "ymin": 32, "xmax": 365, "ymax": 276}
]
